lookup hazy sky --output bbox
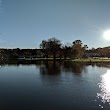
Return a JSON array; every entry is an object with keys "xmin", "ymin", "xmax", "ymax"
[{"xmin": 0, "ymin": 0, "xmax": 110, "ymax": 48}]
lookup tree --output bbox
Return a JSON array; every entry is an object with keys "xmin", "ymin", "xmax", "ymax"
[
  {"xmin": 62, "ymin": 43, "xmax": 72, "ymax": 59},
  {"xmin": 0, "ymin": 49, "xmax": 4, "ymax": 59},
  {"xmin": 40, "ymin": 40, "xmax": 49, "ymax": 58},
  {"xmin": 97, "ymin": 47, "xmax": 109, "ymax": 57},
  {"xmin": 72, "ymin": 40, "xmax": 88, "ymax": 58},
  {"xmin": 40, "ymin": 37, "xmax": 62, "ymax": 59}
]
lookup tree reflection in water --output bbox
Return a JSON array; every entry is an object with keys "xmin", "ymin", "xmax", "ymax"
[
  {"xmin": 40, "ymin": 61, "xmax": 86, "ymax": 76},
  {"xmin": 40, "ymin": 61, "xmax": 61, "ymax": 75},
  {"xmin": 62, "ymin": 61, "xmax": 86, "ymax": 75}
]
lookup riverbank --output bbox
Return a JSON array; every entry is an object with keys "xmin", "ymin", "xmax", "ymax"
[
  {"xmin": 22, "ymin": 57, "xmax": 110, "ymax": 62},
  {"xmin": 72, "ymin": 58, "xmax": 110, "ymax": 62}
]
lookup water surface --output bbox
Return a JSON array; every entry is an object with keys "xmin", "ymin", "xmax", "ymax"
[{"xmin": 0, "ymin": 61, "xmax": 110, "ymax": 110}]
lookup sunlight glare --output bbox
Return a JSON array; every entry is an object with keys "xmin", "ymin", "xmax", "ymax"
[
  {"xmin": 97, "ymin": 70, "xmax": 110, "ymax": 103},
  {"xmin": 103, "ymin": 30, "xmax": 110, "ymax": 40}
]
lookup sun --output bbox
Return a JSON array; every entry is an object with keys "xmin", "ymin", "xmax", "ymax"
[{"xmin": 103, "ymin": 30, "xmax": 110, "ymax": 40}]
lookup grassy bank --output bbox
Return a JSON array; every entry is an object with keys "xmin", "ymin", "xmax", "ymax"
[
  {"xmin": 23, "ymin": 57, "xmax": 110, "ymax": 62},
  {"xmin": 24, "ymin": 58, "xmax": 69, "ymax": 61},
  {"xmin": 72, "ymin": 58, "xmax": 110, "ymax": 62}
]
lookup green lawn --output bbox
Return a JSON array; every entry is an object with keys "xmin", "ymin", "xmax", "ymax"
[
  {"xmin": 24, "ymin": 57, "xmax": 110, "ymax": 62},
  {"xmin": 25, "ymin": 58, "xmax": 67, "ymax": 60},
  {"xmin": 72, "ymin": 58, "xmax": 110, "ymax": 62}
]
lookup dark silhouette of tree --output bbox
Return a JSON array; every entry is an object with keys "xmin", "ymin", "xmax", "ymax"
[
  {"xmin": 62, "ymin": 43, "xmax": 72, "ymax": 59},
  {"xmin": 40, "ymin": 40, "xmax": 49, "ymax": 58},
  {"xmin": 0, "ymin": 49, "xmax": 4, "ymax": 59},
  {"xmin": 6, "ymin": 49, "xmax": 19, "ymax": 59},
  {"xmin": 40, "ymin": 37, "xmax": 62, "ymax": 59},
  {"xmin": 48, "ymin": 37, "xmax": 62, "ymax": 59}
]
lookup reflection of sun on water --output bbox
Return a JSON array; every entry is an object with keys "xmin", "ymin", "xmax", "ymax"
[{"xmin": 97, "ymin": 70, "xmax": 110, "ymax": 104}]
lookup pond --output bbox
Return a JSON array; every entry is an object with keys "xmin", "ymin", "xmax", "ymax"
[{"xmin": 0, "ymin": 60, "xmax": 110, "ymax": 110}]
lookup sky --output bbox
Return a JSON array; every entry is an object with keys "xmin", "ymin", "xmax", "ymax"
[{"xmin": 0, "ymin": 0, "xmax": 110, "ymax": 49}]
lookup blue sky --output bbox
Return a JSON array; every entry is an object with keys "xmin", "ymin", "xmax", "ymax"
[{"xmin": 0, "ymin": 0, "xmax": 110, "ymax": 48}]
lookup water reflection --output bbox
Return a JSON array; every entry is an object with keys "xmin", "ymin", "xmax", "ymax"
[
  {"xmin": 63, "ymin": 61, "xmax": 86, "ymax": 75},
  {"xmin": 97, "ymin": 70, "xmax": 110, "ymax": 104},
  {"xmin": 40, "ymin": 61, "xmax": 61, "ymax": 75},
  {"xmin": 40, "ymin": 61, "xmax": 87, "ymax": 76},
  {"xmin": 1, "ymin": 60, "xmax": 110, "ymax": 109}
]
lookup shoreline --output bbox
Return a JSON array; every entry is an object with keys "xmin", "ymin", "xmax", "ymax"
[{"xmin": 19, "ymin": 58, "xmax": 110, "ymax": 62}]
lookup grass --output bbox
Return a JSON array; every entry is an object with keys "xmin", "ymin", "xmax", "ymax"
[
  {"xmin": 24, "ymin": 58, "xmax": 68, "ymax": 61},
  {"xmin": 23, "ymin": 57, "xmax": 110, "ymax": 62},
  {"xmin": 72, "ymin": 58, "xmax": 110, "ymax": 62}
]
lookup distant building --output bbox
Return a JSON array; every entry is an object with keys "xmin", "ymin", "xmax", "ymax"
[{"xmin": 84, "ymin": 50, "xmax": 100, "ymax": 57}]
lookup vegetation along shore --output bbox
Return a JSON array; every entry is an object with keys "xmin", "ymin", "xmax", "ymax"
[{"xmin": 1, "ymin": 37, "xmax": 110, "ymax": 62}]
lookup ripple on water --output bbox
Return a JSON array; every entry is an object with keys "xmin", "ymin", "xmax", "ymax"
[{"xmin": 96, "ymin": 70, "xmax": 110, "ymax": 108}]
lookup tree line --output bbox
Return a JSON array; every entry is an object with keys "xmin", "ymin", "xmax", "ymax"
[
  {"xmin": 40, "ymin": 37, "xmax": 88, "ymax": 59},
  {"xmin": 1, "ymin": 37, "xmax": 110, "ymax": 60},
  {"xmin": 0, "ymin": 37, "xmax": 88, "ymax": 60}
]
